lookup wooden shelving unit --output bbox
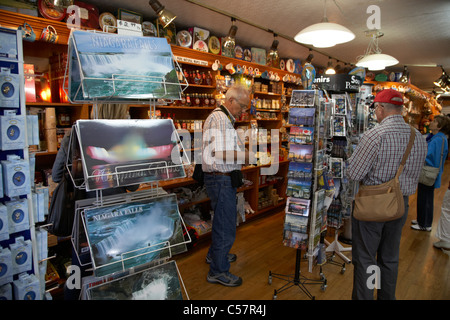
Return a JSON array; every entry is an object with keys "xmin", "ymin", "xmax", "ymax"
[{"xmin": 0, "ymin": 7, "xmax": 300, "ymax": 244}]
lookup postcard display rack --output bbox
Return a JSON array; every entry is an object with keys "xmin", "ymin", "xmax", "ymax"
[
  {"xmin": 64, "ymin": 29, "xmax": 192, "ymax": 300},
  {"xmin": 268, "ymin": 90, "xmax": 332, "ymax": 300},
  {"xmin": 0, "ymin": 27, "xmax": 51, "ymax": 300}
]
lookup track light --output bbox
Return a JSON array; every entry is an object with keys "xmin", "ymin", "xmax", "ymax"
[
  {"xmin": 325, "ymin": 58, "xmax": 335, "ymax": 74},
  {"xmin": 434, "ymin": 66, "xmax": 449, "ymax": 88},
  {"xmin": 149, "ymin": 0, "xmax": 176, "ymax": 28},
  {"xmin": 399, "ymin": 66, "xmax": 410, "ymax": 83},
  {"xmin": 305, "ymin": 49, "xmax": 314, "ymax": 64}
]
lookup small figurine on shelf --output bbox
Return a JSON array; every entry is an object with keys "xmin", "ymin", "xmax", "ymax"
[{"xmin": 194, "ymin": 70, "xmax": 202, "ymax": 85}]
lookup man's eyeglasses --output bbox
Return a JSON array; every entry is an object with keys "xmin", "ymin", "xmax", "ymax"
[{"xmin": 232, "ymin": 98, "xmax": 248, "ymax": 110}]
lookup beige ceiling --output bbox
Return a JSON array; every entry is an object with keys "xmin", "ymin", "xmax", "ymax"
[{"xmin": 87, "ymin": 0, "xmax": 450, "ymax": 92}]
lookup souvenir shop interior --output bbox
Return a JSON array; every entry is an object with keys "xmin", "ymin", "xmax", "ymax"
[{"xmin": 0, "ymin": 0, "xmax": 449, "ymax": 302}]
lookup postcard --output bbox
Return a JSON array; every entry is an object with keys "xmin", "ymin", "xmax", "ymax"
[
  {"xmin": 287, "ymin": 178, "xmax": 311, "ymax": 199},
  {"xmin": 88, "ymin": 260, "xmax": 184, "ymax": 300},
  {"xmin": 331, "ymin": 94, "xmax": 347, "ymax": 115},
  {"xmin": 289, "ymin": 126, "xmax": 314, "ymax": 144},
  {"xmin": 288, "ymin": 144, "xmax": 314, "ymax": 163},
  {"xmin": 67, "ymin": 30, "xmax": 181, "ymax": 102},
  {"xmin": 75, "ymin": 119, "xmax": 186, "ymax": 191},
  {"xmin": 290, "ymin": 90, "xmax": 316, "ymax": 106},
  {"xmin": 285, "ymin": 197, "xmax": 310, "ymax": 216},
  {"xmin": 284, "ymin": 213, "xmax": 309, "ymax": 234},
  {"xmin": 287, "ymin": 162, "xmax": 313, "ymax": 180},
  {"xmin": 283, "ymin": 230, "xmax": 308, "ymax": 250},
  {"xmin": 288, "ymin": 107, "xmax": 315, "ymax": 126},
  {"xmin": 84, "ymin": 193, "xmax": 187, "ymax": 277}
]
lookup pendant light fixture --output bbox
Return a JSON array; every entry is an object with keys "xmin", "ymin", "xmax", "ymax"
[
  {"xmin": 356, "ymin": 30, "xmax": 398, "ymax": 71},
  {"xmin": 149, "ymin": 0, "xmax": 177, "ymax": 28},
  {"xmin": 294, "ymin": 0, "xmax": 355, "ymax": 48}
]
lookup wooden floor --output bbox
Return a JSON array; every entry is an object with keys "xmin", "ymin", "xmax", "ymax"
[{"xmin": 174, "ymin": 162, "xmax": 450, "ymax": 300}]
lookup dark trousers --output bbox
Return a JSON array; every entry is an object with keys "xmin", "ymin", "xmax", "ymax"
[
  {"xmin": 351, "ymin": 196, "xmax": 409, "ymax": 300},
  {"xmin": 416, "ymin": 182, "xmax": 435, "ymax": 228}
]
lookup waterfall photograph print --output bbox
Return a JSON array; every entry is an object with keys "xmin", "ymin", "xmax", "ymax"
[
  {"xmin": 88, "ymin": 260, "xmax": 184, "ymax": 300},
  {"xmin": 83, "ymin": 194, "xmax": 188, "ymax": 277},
  {"xmin": 67, "ymin": 29, "xmax": 182, "ymax": 102}
]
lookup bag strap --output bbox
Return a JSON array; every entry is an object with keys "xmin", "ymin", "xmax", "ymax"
[
  {"xmin": 395, "ymin": 126, "xmax": 416, "ymax": 178},
  {"xmin": 437, "ymin": 136, "xmax": 445, "ymax": 170}
]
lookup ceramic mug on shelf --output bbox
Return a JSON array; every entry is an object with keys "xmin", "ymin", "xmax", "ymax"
[
  {"xmin": 247, "ymin": 66, "xmax": 254, "ymax": 77},
  {"xmin": 19, "ymin": 23, "xmax": 36, "ymax": 42},
  {"xmin": 226, "ymin": 62, "xmax": 236, "ymax": 74},
  {"xmin": 212, "ymin": 59, "xmax": 223, "ymax": 71},
  {"xmin": 41, "ymin": 25, "xmax": 58, "ymax": 43},
  {"xmin": 254, "ymin": 68, "xmax": 261, "ymax": 78}
]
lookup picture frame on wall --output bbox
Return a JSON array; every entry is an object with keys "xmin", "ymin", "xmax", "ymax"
[{"xmin": 117, "ymin": 8, "xmax": 143, "ymax": 24}]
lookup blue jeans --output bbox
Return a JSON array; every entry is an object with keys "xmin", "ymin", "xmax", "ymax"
[{"xmin": 204, "ymin": 174, "xmax": 237, "ymax": 275}]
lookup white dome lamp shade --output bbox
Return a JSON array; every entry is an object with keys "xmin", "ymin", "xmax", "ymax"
[
  {"xmin": 294, "ymin": 21, "xmax": 355, "ymax": 48},
  {"xmin": 294, "ymin": 0, "xmax": 355, "ymax": 48},
  {"xmin": 356, "ymin": 53, "xmax": 399, "ymax": 71},
  {"xmin": 356, "ymin": 31, "xmax": 398, "ymax": 71}
]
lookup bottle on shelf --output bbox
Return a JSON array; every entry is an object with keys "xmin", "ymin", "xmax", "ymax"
[{"xmin": 206, "ymin": 71, "xmax": 213, "ymax": 86}]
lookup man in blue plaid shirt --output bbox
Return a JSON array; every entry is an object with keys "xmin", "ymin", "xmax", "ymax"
[{"xmin": 347, "ymin": 89, "xmax": 427, "ymax": 300}]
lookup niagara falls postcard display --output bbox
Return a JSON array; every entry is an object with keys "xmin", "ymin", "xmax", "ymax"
[
  {"xmin": 88, "ymin": 260, "xmax": 184, "ymax": 300},
  {"xmin": 75, "ymin": 119, "xmax": 186, "ymax": 191},
  {"xmin": 66, "ymin": 29, "xmax": 182, "ymax": 103},
  {"xmin": 84, "ymin": 194, "xmax": 188, "ymax": 277}
]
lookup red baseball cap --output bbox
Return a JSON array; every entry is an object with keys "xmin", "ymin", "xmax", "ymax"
[{"xmin": 373, "ymin": 89, "xmax": 404, "ymax": 106}]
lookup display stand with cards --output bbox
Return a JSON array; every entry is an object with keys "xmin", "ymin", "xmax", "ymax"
[
  {"xmin": 0, "ymin": 27, "xmax": 51, "ymax": 300},
  {"xmin": 268, "ymin": 90, "xmax": 331, "ymax": 300},
  {"xmin": 61, "ymin": 29, "xmax": 192, "ymax": 300}
]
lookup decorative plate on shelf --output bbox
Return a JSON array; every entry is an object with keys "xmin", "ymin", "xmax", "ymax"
[
  {"xmin": 99, "ymin": 12, "xmax": 117, "ymax": 33},
  {"xmin": 243, "ymin": 48, "xmax": 252, "ymax": 62},
  {"xmin": 38, "ymin": 0, "xmax": 66, "ymax": 21},
  {"xmin": 176, "ymin": 30, "xmax": 192, "ymax": 47},
  {"xmin": 208, "ymin": 36, "xmax": 220, "ymax": 54},
  {"xmin": 142, "ymin": 21, "xmax": 157, "ymax": 37},
  {"xmin": 193, "ymin": 40, "xmax": 208, "ymax": 52},
  {"xmin": 286, "ymin": 59, "xmax": 295, "ymax": 73},
  {"xmin": 279, "ymin": 59, "xmax": 286, "ymax": 71},
  {"xmin": 234, "ymin": 46, "xmax": 243, "ymax": 59}
]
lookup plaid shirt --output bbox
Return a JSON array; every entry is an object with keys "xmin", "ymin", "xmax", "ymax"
[
  {"xmin": 347, "ymin": 115, "xmax": 427, "ymax": 196},
  {"xmin": 202, "ymin": 106, "xmax": 243, "ymax": 173}
]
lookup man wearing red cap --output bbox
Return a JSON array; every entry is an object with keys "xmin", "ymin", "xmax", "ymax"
[{"xmin": 347, "ymin": 89, "xmax": 427, "ymax": 300}]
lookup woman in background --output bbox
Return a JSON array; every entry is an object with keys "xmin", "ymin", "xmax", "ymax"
[{"xmin": 412, "ymin": 115, "xmax": 450, "ymax": 231}]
